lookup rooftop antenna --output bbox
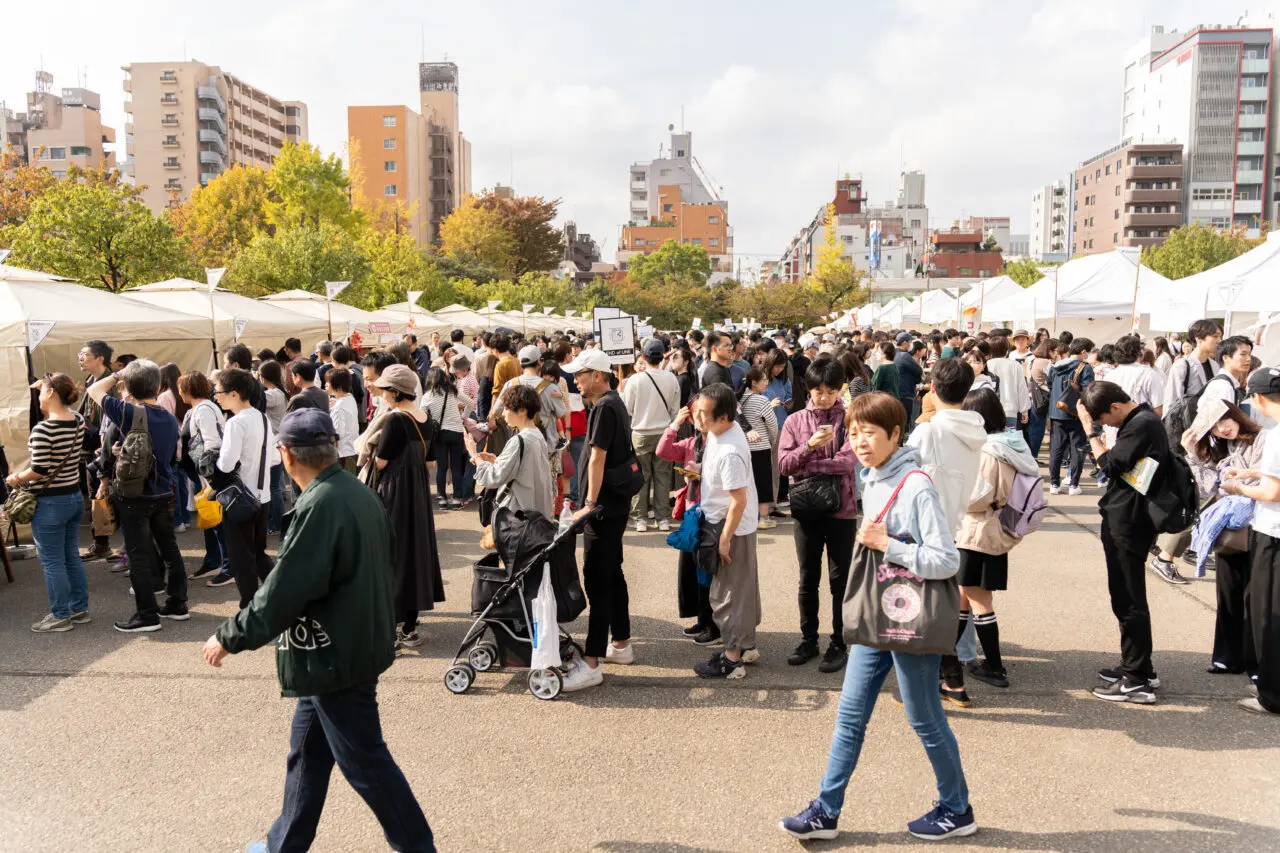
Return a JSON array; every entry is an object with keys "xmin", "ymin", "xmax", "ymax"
[
  {"xmin": 681, "ymin": 105, "xmax": 684, "ymax": 134},
  {"xmin": 421, "ymin": 25, "xmax": 425, "ymax": 62}
]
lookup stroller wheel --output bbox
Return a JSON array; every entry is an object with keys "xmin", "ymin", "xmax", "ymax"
[
  {"xmin": 528, "ymin": 667, "xmax": 562, "ymax": 700},
  {"xmin": 468, "ymin": 644, "xmax": 497, "ymax": 672},
  {"xmin": 444, "ymin": 664, "xmax": 475, "ymax": 695}
]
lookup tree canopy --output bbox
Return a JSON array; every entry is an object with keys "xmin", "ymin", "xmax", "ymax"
[
  {"xmin": 809, "ymin": 203, "xmax": 865, "ymax": 314},
  {"xmin": 438, "ymin": 195, "xmax": 517, "ymax": 278},
  {"xmin": 473, "ymin": 190, "xmax": 565, "ymax": 276},
  {"xmin": 1004, "ymin": 257, "xmax": 1045, "ymax": 288},
  {"xmin": 1142, "ymin": 223, "xmax": 1262, "ymax": 280}
]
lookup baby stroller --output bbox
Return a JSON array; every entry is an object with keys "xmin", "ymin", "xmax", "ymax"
[{"xmin": 445, "ymin": 505, "xmax": 590, "ymax": 700}]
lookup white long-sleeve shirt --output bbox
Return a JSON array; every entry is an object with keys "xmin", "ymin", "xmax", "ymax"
[
  {"xmin": 217, "ymin": 408, "xmax": 280, "ymax": 503},
  {"xmin": 330, "ymin": 395, "xmax": 359, "ymax": 459},
  {"xmin": 986, "ymin": 357, "xmax": 1030, "ymax": 419},
  {"xmin": 621, "ymin": 368, "xmax": 681, "ymax": 435}
]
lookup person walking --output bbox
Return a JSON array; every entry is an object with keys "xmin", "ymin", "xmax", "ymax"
[
  {"xmin": 1078, "ymin": 381, "xmax": 1170, "ymax": 704},
  {"xmin": 158, "ymin": 363, "xmax": 192, "ymax": 533},
  {"xmin": 203, "ymin": 409, "xmax": 436, "ymax": 853},
  {"xmin": 658, "ymin": 404, "xmax": 715, "ymax": 642},
  {"xmin": 870, "ymin": 341, "xmax": 900, "ymax": 397},
  {"xmin": 468, "ymin": 384, "xmax": 555, "ymax": 519},
  {"xmin": 178, "ymin": 372, "xmax": 230, "ymax": 580},
  {"xmin": 779, "ymin": 358, "xmax": 858, "ymax": 673},
  {"xmin": 985, "ymin": 335, "xmax": 1030, "ymax": 431},
  {"xmin": 621, "ymin": 340, "xmax": 680, "ymax": 533},
  {"xmin": 1047, "ymin": 339, "xmax": 1096, "ymax": 496},
  {"xmin": 564, "ymin": 349, "xmax": 636, "ymax": 689},
  {"xmin": 892, "ymin": 334, "xmax": 925, "ymax": 429},
  {"xmin": 369, "ymin": 364, "xmax": 445, "ymax": 651},
  {"xmin": 326, "ymin": 368, "xmax": 360, "ymax": 472},
  {"xmin": 9, "ymin": 374, "xmax": 88, "ymax": 633},
  {"xmin": 88, "ymin": 361, "xmax": 189, "ymax": 632},
  {"xmin": 779, "ymin": 391, "xmax": 974, "ymax": 843},
  {"xmin": 1162, "ymin": 319, "xmax": 1222, "ymax": 416}
]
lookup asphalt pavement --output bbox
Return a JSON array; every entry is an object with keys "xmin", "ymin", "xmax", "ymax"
[{"xmin": 1, "ymin": 482, "xmax": 1278, "ymax": 852}]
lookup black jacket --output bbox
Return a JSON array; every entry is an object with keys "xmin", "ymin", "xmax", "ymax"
[{"xmin": 1096, "ymin": 404, "xmax": 1168, "ymax": 539}]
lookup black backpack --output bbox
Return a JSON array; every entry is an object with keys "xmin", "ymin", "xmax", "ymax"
[
  {"xmin": 113, "ymin": 405, "xmax": 155, "ymax": 499},
  {"xmin": 1146, "ymin": 451, "xmax": 1201, "ymax": 534}
]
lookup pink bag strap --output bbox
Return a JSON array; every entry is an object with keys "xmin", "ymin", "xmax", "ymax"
[{"xmin": 873, "ymin": 469, "xmax": 932, "ymax": 525}]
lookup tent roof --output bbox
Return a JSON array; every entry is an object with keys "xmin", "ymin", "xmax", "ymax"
[
  {"xmin": 261, "ymin": 289, "xmax": 326, "ymax": 303},
  {"xmin": 918, "ymin": 289, "xmax": 959, "ymax": 324},
  {"xmin": 958, "ymin": 275, "xmax": 1023, "ymax": 310},
  {"xmin": 126, "ymin": 279, "xmax": 328, "ymax": 348},
  {"xmin": 1165, "ymin": 230, "xmax": 1280, "ymax": 314},
  {"xmin": 0, "ymin": 264, "xmax": 73, "ymax": 282}
]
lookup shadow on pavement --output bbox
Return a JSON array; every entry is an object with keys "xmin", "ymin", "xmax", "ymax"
[{"xmin": 595, "ymin": 844, "xmax": 735, "ymax": 853}]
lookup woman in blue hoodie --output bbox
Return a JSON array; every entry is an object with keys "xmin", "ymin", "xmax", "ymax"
[{"xmin": 780, "ymin": 392, "xmax": 974, "ymax": 844}]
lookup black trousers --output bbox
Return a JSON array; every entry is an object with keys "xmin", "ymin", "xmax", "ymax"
[
  {"xmin": 477, "ymin": 376, "xmax": 493, "ymax": 421},
  {"xmin": 434, "ymin": 429, "xmax": 466, "ymax": 499},
  {"xmin": 1249, "ymin": 530, "xmax": 1280, "ymax": 712},
  {"xmin": 793, "ymin": 515, "xmax": 856, "ymax": 647},
  {"xmin": 676, "ymin": 549, "xmax": 714, "ymax": 628},
  {"xmin": 119, "ymin": 497, "xmax": 187, "ymax": 619},
  {"xmin": 225, "ymin": 503, "xmax": 274, "ymax": 609},
  {"xmin": 1213, "ymin": 550, "xmax": 1255, "ymax": 673},
  {"xmin": 582, "ymin": 514, "xmax": 630, "ymax": 658},
  {"xmin": 1101, "ymin": 519, "xmax": 1157, "ymax": 681},
  {"xmin": 1049, "ymin": 418, "xmax": 1088, "ymax": 488}
]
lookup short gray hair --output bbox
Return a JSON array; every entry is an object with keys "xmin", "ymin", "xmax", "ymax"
[
  {"xmin": 317, "ymin": 340, "xmax": 334, "ymax": 357},
  {"xmin": 122, "ymin": 358, "xmax": 162, "ymax": 400},
  {"xmin": 283, "ymin": 441, "xmax": 339, "ymax": 470}
]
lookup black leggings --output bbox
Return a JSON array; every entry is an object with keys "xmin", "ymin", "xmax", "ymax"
[{"xmin": 434, "ymin": 429, "xmax": 466, "ymax": 499}]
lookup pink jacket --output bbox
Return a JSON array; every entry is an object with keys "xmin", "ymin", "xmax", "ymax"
[
  {"xmin": 658, "ymin": 425, "xmax": 702, "ymax": 507},
  {"xmin": 778, "ymin": 399, "xmax": 858, "ymax": 519}
]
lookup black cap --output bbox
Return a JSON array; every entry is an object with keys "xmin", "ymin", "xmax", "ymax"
[
  {"xmin": 277, "ymin": 409, "xmax": 338, "ymax": 448},
  {"xmin": 1247, "ymin": 367, "xmax": 1280, "ymax": 397}
]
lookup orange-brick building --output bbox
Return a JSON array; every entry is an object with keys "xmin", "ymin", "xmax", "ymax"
[{"xmin": 618, "ymin": 185, "xmax": 731, "ymax": 272}]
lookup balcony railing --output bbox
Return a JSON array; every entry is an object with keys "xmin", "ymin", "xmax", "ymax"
[
  {"xmin": 160, "ymin": 115, "xmax": 178, "ymax": 126},
  {"xmin": 162, "ymin": 138, "xmax": 179, "ymax": 148},
  {"xmin": 163, "ymin": 160, "xmax": 181, "ymax": 170},
  {"xmin": 199, "ymin": 150, "xmax": 226, "ymax": 170},
  {"xmin": 1127, "ymin": 164, "xmax": 1182, "ymax": 179},
  {"xmin": 1237, "ymin": 168, "xmax": 1265, "ymax": 185},
  {"xmin": 1240, "ymin": 87, "xmax": 1268, "ymax": 102},
  {"xmin": 199, "ymin": 129, "xmax": 227, "ymax": 153},
  {"xmin": 1240, "ymin": 113, "xmax": 1267, "ymax": 129},
  {"xmin": 198, "ymin": 108, "xmax": 227, "ymax": 135},
  {"xmin": 1123, "ymin": 236, "xmax": 1167, "ymax": 248},
  {"xmin": 1236, "ymin": 199, "xmax": 1264, "ymax": 215},
  {"xmin": 1238, "ymin": 140, "xmax": 1266, "ymax": 157},
  {"xmin": 1125, "ymin": 188, "xmax": 1181, "ymax": 203},
  {"xmin": 1124, "ymin": 212, "xmax": 1182, "ymax": 228},
  {"xmin": 197, "ymin": 86, "xmax": 226, "ymax": 114},
  {"xmin": 1243, "ymin": 58, "xmax": 1271, "ymax": 74}
]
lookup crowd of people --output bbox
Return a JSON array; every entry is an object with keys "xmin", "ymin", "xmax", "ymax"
[{"xmin": 4, "ymin": 313, "xmax": 1279, "ymax": 850}]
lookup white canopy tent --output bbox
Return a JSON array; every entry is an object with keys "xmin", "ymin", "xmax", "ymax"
[
  {"xmin": 260, "ymin": 289, "xmax": 408, "ymax": 343},
  {"xmin": 877, "ymin": 297, "xmax": 921, "ymax": 328},
  {"xmin": 125, "ymin": 279, "xmax": 329, "ymax": 359},
  {"xmin": 1152, "ymin": 230, "xmax": 1280, "ymax": 334},
  {"xmin": 429, "ymin": 304, "xmax": 502, "ymax": 335},
  {"xmin": 375, "ymin": 302, "xmax": 450, "ymax": 335},
  {"xmin": 917, "ymin": 289, "xmax": 960, "ymax": 325},
  {"xmin": 0, "ymin": 268, "xmax": 215, "ymax": 466}
]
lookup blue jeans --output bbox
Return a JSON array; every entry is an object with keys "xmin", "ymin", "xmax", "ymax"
[
  {"xmin": 268, "ymin": 464, "xmax": 285, "ymax": 532},
  {"xmin": 173, "ymin": 471, "xmax": 191, "ymax": 525},
  {"xmin": 268, "ymin": 680, "xmax": 435, "ymax": 853},
  {"xmin": 1005, "ymin": 416, "xmax": 1018, "ymax": 432},
  {"xmin": 1026, "ymin": 405, "xmax": 1048, "ymax": 458},
  {"xmin": 203, "ymin": 524, "xmax": 230, "ymax": 572},
  {"xmin": 568, "ymin": 434, "xmax": 587, "ymax": 505},
  {"xmin": 32, "ymin": 492, "xmax": 88, "ymax": 619},
  {"xmin": 818, "ymin": 645, "xmax": 969, "ymax": 816}
]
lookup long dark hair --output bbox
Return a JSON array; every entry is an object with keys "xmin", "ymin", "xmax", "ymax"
[
  {"xmin": 1154, "ymin": 336, "xmax": 1174, "ymax": 360},
  {"xmin": 160, "ymin": 362, "xmax": 190, "ymax": 423},
  {"xmin": 840, "ymin": 349, "xmax": 870, "ymax": 385},
  {"xmin": 425, "ymin": 366, "xmax": 456, "ymax": 395},
  {"xmin": 1197, "ymin": 403, "xmax": 1262, "ymax": 464}
]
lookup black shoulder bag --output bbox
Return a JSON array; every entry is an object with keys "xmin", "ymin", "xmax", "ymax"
[
  {"xmin": 593, "ymin": 399, "xmax": 645, "ymax": 499},
  {"xmin": 788, "ymin": 417, "xmax": 844, "ymax": 520},
  {"xmin": 217, "ymin": 411, "xmax": 268, "ymax": 524}
]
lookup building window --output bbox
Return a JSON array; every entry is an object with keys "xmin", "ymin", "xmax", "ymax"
[
  {"xmin": 659, "ymin": 168, "xmax": 670, "ymax": 177},
  {"xmin": 161, "ymin": 70, "xmax": 176, "ymax": 81},
  {"xmin": 1114, "ymin": 233, "xmax": 1119, "ymax": 243},
  {"xmin": 709, "ymin": 238, "xmax": 720, "ymax": 247},
  {"xmin": 70, "ymin": 146, "xmax": 91, "ymax": 156},
  {"xmin": 48, "ymin": 147, "xmax": 66, "ymax": 160},
  {"xmin": 384, "ymin": 161, "xmax": 397, "ymax": 172},
  {"xmin": 1095, "ymin": 168, "xmax": 1101, "ymax": 180},
  {"xmin": 663, "ymin": 204, "xmax": 673, "ymax": 213},
  {"xmin": 383, "ymin": 138, "xmax": 396, "ymax": 150},
  {"xmin": 384, "ymin": 185, "xmax": 397, "ymax": 196},
  {"xmin": 165, "ymin": 157, "xmax": 179, "ymax": 166},
  {"xmin": 1105, "ymin": 165, "xmax": 1112, "ymax": 175},
  {"xmin": 383, "ymin": 115, "xmax": 397, "ymax": 126},
  {"xmin": 634, "ymin": 238, "xmax": 645, "ymax": 247},
  {"xmin": 959, "ymin": 267, "xmax": 974, "ymax": 276},
  {"xmin": 1115, "ymin": 185, "xmax": 1121, "ymax": 196},
  {"xmin": 1114, "ymin": 209, "xmax": 1120, "ymax": 219},
  {"xmin": 1083, "ymin": 175, "xmax": 1089, "ymax": 185},
  {"xmin": 708, "ymin": 215, "xmax": 719, "ymax": 224}
]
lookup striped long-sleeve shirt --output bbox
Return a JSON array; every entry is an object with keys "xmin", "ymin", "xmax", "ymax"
[{"xmin": 28, "ymin": 415, "xmax": 85, "ymax": 495}]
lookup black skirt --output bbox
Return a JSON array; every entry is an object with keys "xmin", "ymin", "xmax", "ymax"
[
  {"xmin": 375, "ymin": 438, "xmax": 445, "ymax": 610},
  {"xmin": 750, "ymin": 448, "xmax": 774, "ymax": 503},
  {"xmin": 958, "ymin": 548, "xmax": 1009, "ymax": 591}
]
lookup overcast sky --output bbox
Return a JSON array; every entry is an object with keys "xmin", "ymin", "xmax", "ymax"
[{"xmin": 2, "ymin": 0, "xmax": 1267, "ymax": 272}]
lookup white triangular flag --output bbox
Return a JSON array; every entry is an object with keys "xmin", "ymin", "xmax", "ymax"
[
  {"xmin": 542, "ymin": 307, "xmax": 554, "ymax": 316},
  {"xmin": 406, "ymin": 290, "xmax": 422, "ymax": 307},
  {"xmin": 325, "ymin": 281, "xmax": 350, "ymax": 300},
  {"xmin": 233, "ymin": 318, "xmax": 249, "ymax": 340},
  {"xmin": 487, "ymin": 300, "xmax": 502, "ymax": 311},
  {"xmin": 521, "ymin": 303, "xmax": 535, "ymax": 314},
  {"xmin": 205, "ymin": 267, "xmax": 225, "ymax": 293},
  {"xmin": 26, "ymin": 320, "xmax": 56, "ymax": 351},
  {"xmin": 565, "ymin": 310, "xmax": 578, "ymax": 318},
  {"xmin": 0, "ymin": 249, "xmax": 11, "ymax": 264}
]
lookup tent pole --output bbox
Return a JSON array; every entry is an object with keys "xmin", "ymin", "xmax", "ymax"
[
  {"xmin": 208, "ymin": 290, "xmax": 219, "ymax": 369},
  {"xmin": 1129, "ymin": 253, "xmax": 1143, "ymax": 333},
  {"xmin": 1052, "ymin": 268, "xmax": 1060, "ymax": 336},
  {"xmin": 326, "ymin": 298, "xmax": 334, "ymax": 344}
]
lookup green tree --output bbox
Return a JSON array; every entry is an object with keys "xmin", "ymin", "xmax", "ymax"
[
  {"xmin": 981, "ymin": 233, "xmax": 1001, "ymax": 253},
  {"xmin": 474, "ymin": 191, "xmax": 565, "ymax": 276},
  {"xmin": 169, "ymin": 164, "xmax": 270, "ymax": 268},
  {"xmin": 810, "ymin": 203, "xmax": 865, "ymax": 313},
  {"xmin": 1143, "ymin": 223, "xmax": 1263, "ymax": 279},
  {"xmin": 0, "ymin": 149, "xmax": 58, "ymax": 240},
  {"xmin": 1004, "ymin": 257, "xmax": 1045, "ymax": 288},
  {"xmin": 356, "ymin": 229, "xmax": 452, "ymax": 310},
  {"xmin": 6, "ymin": 168, "xmax": 192, "ymax": 291},
  {"xmin": 469, "ymin": 272, "xmax": 579, "ymax": 312},
  {"xmin": 226, "ymin": 223, "xmax": 367, "ymax": 299},
  {"xmin": 265, "ymin": 142, "xmax": 360, "ymax": 232},
  {"xmin": 433, "ymin": 249, "xmax": 504, "ymax": 285},
  {"xmin": 438, "ymin": 195, "xmax": 516, "ymax": 277},
  {"xmin": 625, "ymin": 239, "xmax": 712, "ymax": 288}
]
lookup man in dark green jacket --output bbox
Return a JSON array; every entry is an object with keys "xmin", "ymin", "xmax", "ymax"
[{"xmin": 203, "ymin": 408, "xmax": 434, "ymax": 853}]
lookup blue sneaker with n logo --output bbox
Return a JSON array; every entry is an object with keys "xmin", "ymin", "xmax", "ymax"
[
  {"xmin": 778, "ymin": 799, "xmax": 839, "ymax": 840},
  {"xmin": 908, "ymin": 802, "xmax": 977, "ymax": 840}
]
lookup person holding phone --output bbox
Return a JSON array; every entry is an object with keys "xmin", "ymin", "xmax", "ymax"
[{"xmin": 741, "ymin": 367, "xmax": 781, "ymax": 530}]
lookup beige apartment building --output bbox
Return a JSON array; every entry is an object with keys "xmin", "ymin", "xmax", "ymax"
[
  {"xmin": 123, "ymin": 60, "xmax": 306, "ymax": 211},
  {"xmin": 419, "ymin": 62, "xmax": 471, "ymax": 207},
  {"xmin": 1073, "ymin": 140, "xmax": 1184, "ymax": 255},
  {"xmin": 347, "ymin": 105, "xmax": 432, "ymax": 246},
  {"xmin": 1, "ymin": 73, "xmax": 115, "ymax": 173}
]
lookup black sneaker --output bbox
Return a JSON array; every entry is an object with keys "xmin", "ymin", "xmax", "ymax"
[
  {"xmin": 817, "ymin": 644, "xmax": 848, "ymax": 673},
  {"xmin": 206, "ymin": 571, "xmax": 235, "ymax": 588},
  {"xmin": 1151, "ymin": 557, "xmax": 1191, "ymax": 585},
  {"xmin": 159, "ymin": 601, "xmax": 191, "ymax": 621},
  {"xmin": 114, "ymin": 613, "xmax": 162, "ymax": 633},
  {"xmin": 682, "ymin": 623, "xmax": 704, "ymax": 637},
  {"xmin": 1181, "ymin": 549, "xmax": 1198, "ymax": 566},
  {"xmin": 787, "ymin": 640, "xmax": 820, "ymax": 666},
  {"xmin": 693, "ymin": 629, "xmax": 723, "ymax": 647},
  {"xmin": 190, "ymin": 563, "xmax": 221, "ymax": 579},
  {"xmin": 966, "ymin": 660, "xmax": 1010, "ymax": 688},
  {"xmin": 940, "ymin": 684, "xmax": 972, "ymax": 708},
  {"xmin": 694, "ymin": 651, "xmax": 745, "ymax": 679},
  {"xmin": 1093, "ymin": 675, "xmax": 1156, "ymax": 704},
  {"xmin": 436, "ymin": 495, "xmax": 448, "ymax": 510},
  {"xmin": 1097, "ymin": 666, "xmax": 1161, "ymax": 690}
]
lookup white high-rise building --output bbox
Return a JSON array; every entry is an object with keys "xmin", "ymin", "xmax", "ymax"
[
  {"xmin": 1029, "ymin": 180, "xmax": 1070, "ymax": 261},
  {"xmin": 626, "ymin": 129, "xmax": 719, "ymax": 226},
  {"xmin": 1122, "ymin": 24, "xmax": 1273, "ymax": 235}
]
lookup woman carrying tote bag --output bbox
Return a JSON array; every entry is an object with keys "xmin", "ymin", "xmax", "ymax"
[{"xmin": 780, "ymin": 391, "xmax": 974, "ymax": 844}]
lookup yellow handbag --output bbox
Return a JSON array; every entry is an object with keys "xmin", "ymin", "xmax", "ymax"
[{"xmin": 195, "ymin": 486, "xmax": 224, "ymax": 530}]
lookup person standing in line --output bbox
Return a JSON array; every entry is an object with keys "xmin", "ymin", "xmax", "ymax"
[
  {"xmin": 1198, "ymin": 335, "xmax": 1253, "ymax": 414},
  {"xmin": 314, "ymin": 341, "xmax": 334, "ymax": 390},
  {"xmin": 287, "ymin": 361, "xmax": 329, "ymax": 412},
  {"xmin": 88, "ymin": 360, "xmax": 190, "ymax": 632},
  {"xmin": 332, "ymin": 345, "xmax": 366, "ymax": 432},
  {"xmin": 1078, "ymin": 381, "xmax": 1169, "ymax": 705},
  {"xmin": 1153, "ymin": 337, "xmax": 1175, "ymax": 379},
  {"xmin": 178, "ymin": 372, "xmax": 231, "ymax": 581},
  {"xmin": 467, "ymin": 384, "xmax": 554, "ymax": 519},
  {"xmin": 778, "ymin": 358, "xmax": 858, "ymax": 674},
  {"xmin": 224, "ymin": 344, "xmax": 268, "ymax": 412},
  {"xmin": 203, "ymin": 409, "xmax": 436, "ymax": 853},
  {"xmin": 741, "ymin": 368, "xmax": 781, "ymax": 531},
  {"xmin": 779, "ymin": 391, "xmax": 974, "ymax": 843},
  {"xmin": 213, "ymin": 368, "xmax": 278, "ymax": 610},
  {"xmin": 892, "ymin": 334, "xmax": 925, "ymax": 430},
  {"xmin": 1047, "ymin": 339, "xmax": 1096, "ymax": 496},
  {"xmin": 564, "ymin": 349, "xmax": 636, "ymax": 689},
  {"xmin": 257, "ymin": 360, "xmax": 289, "ymax": 535},
  {"xmin": 281, "ymin": 337, "xmax": 308, "ymax": 397},
  {"xmin": 691, "ymin": 383, "xmax": 762, "ymax": 679},
  {"xmin": 158, "ymin": 362, "xmax": 192, "ymax": 533},
  {"xmin": 940, "ymin": 329, "xmax": 964, "ymax": 359},
  {"xmin": 490, "ymin": 334, "xmax": 521, "ymax": 396},
  {"xmin": 450, "ymin": 354, "xmax": 480, "ymax": 505},
  {"xmin": 422, "ymin": 366, "xmax": 472, "ymax": 509},
  {"xmin": 1220, "ymin": 369, "xmax": 1280, "ymax": 714},
  {"xmin": 985, "ymin": 335, "xmax": 1030, "ymax": 431},
  {"xmin": 621, "ymin": 340, "xmax": 680, "ymax": 533},
  {"xmin": 77, "ymin": 339, "xmax": 118, "ymax": 562},
  {"xmin": 9, "ymin": 375, "xmax": 88, "ymax": 633},
  {"xmin": 658, "ymin": 403, "xmax": 715, "ymax": 642},
  {"xmin": 1025, "ymin": 338, "xmax": 1059, "ymax": 458},
  {"xmin": 326, "ymin": 368, "xmax": 360, "ymax": 472},
  {"xmin": 870, "ymin": 341, "xmax": 900, "ymax": 397},
  {"xmin": 473, "ymin": 333, "xmax": 496, "ymax": 420},
  {"xmin": 556, "ymin": 340, "xmax": 590, "ymax": 507},
  {"xmin": 700, "ymin": 331, "xmax": 737, "ymax": 389},
  {"xmin": 1162, "ymin": 319, "xmax": 1223, "ymax": 414}
]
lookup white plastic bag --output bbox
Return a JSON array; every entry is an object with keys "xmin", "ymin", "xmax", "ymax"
[{"xmin": 530, "ymin": 563, "xmax": 561, "ymax": 670}]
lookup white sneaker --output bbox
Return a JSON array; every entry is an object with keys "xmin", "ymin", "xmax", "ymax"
[
  {"xmin": 758, "ymin": 517, "xmax": 778, "ymax": 530},
  {"xmin": 633, "ymin": 520, "xmax": 648, "ymax": 533},
  {"xmin": 561, "ymin": 659, "xmax": 604, "ymax": 692},
  {"xmin": 741, "ymin": 647, "xmax": 761, "ymax": 664},
  {"xmin": 657, "ymin": 520, "xmax": 671, "ymax": 532},
  {"xmin": 605, "ymin": 643, "xmax": 635, "ymax": 665},
  {"xmin": 174, "ymin": 523, "xmax": 189, "ymax": 534},
  {"xmin": 1068, "ymin": 486, "xmax": 1083, "ymax": 496},
  {"xmin": 1049, "ymin": 485, "xmax": 1062, "ymax": 495}
]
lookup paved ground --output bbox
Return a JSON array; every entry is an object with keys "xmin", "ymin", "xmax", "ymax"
[{"xmin": 2, "ymin": 483, "xmax": 1279, "ymax": 853}]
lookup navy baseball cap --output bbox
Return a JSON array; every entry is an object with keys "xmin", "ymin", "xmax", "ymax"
[{"xmin": 277, "ymin": 409, "xmax": 338, "ymax": 447}]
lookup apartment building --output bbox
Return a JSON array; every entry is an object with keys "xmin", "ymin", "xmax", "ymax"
[
  {"xmin": 964, "ymin": 216, "xmax": 1011, "ymax": 253},
  {"xmin": 347, "ymin": 105, "xmax": 431, "ymax": 246},
  {"xmin": 419, "ymin": 62, "xmax": 471, "ymax": 207},
  {"xmin": 0, "ymin": 73, "xmax": 115, "ymax": 173},
  {"xmin": 923, "ymin": 229, "xmax": 1003, "ymax": 278},
  {"xmin": 1029, "ymin": 181, "xmax": 1070, "ymax": 261},
  {"xmin": 1072, "ymin": 140, "xmax": 1184, "ymax": 255},
  {"xmin": 123, "ymin": 60, "xmax": 306, "ymax": 211},
  {"xmin": 1123, "ymin": 25, "xmax": 1272, "ymax": 235}
]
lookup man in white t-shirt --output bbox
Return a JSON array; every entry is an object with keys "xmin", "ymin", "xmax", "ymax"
[
  {"xmin": 691, "ymin": 383, "xmax": 761, "ymax": 680},
  {"xmin": 1103, "ymin": 335, "xmax": 1165, "ymax": 447}
]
